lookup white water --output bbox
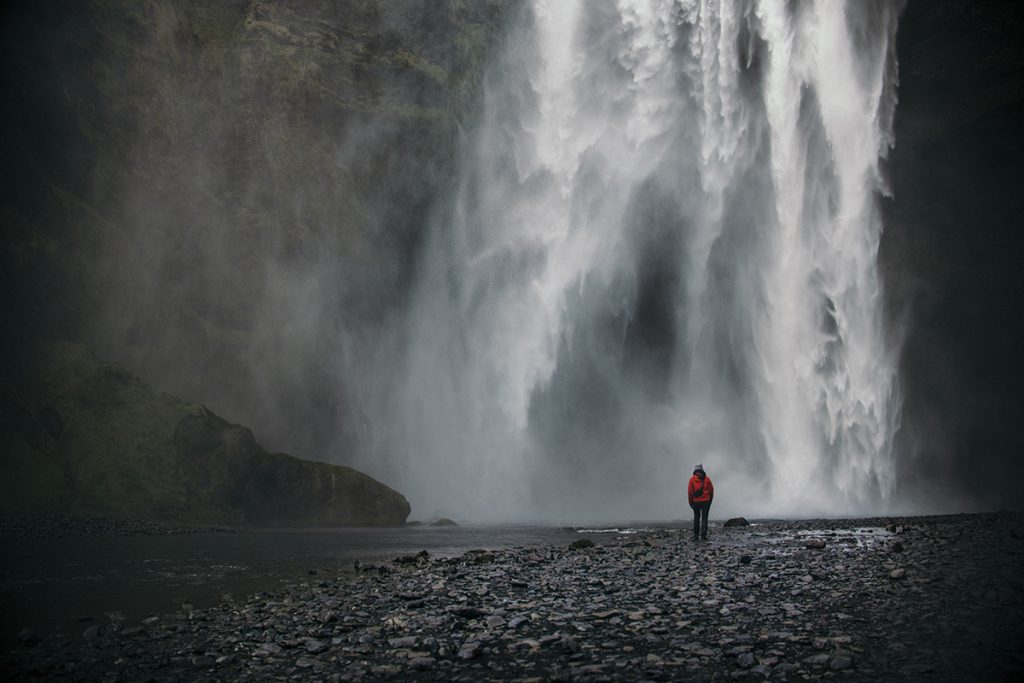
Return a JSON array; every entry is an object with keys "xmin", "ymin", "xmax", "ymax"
[{"xmin": 359, "ymin": 0, "xmax": 903, "ymax": 522}]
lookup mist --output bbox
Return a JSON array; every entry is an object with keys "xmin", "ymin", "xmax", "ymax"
[
  {"xmin": 344, "ymin": 1, "xmax": 903, "ymax": 522},
  {"xmin": 3, "ymin": 0, "xmax": 1022, "ymax": 523}
]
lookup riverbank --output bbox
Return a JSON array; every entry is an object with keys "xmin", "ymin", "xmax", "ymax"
[{"xmin": 3, "ymin": 513, "xmax": 1022, "ymax": 680}]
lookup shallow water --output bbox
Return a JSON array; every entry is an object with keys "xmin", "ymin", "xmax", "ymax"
[{"xmin": 0, "ymin": 525, "xmax": 583, "ymax": 642}]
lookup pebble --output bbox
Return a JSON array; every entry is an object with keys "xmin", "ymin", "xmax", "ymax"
[
  {"xmin": 829, "ymin": 651, "xmax": 854, "ymax": 670},
  {"xmin": 4, "ymin": 514, "xmax": 1022, "ymax": 681},
  {"xmin": 458, "ymin": 641, "xmax": 482, "ymax": 660},
  {"xmin": 17, "ymin": 628, "xmax": 39, "ymax": 643}
]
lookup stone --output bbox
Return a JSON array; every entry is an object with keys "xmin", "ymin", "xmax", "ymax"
[
  {"xmin": 805, "ymin": 538, "xmax": 827, "ymax": 549},
  {"xmin": 388, "ymin": 636, "xmax": 419, "ymax": 648},
  {"xmin": 561, "ymin": 634, "xmax": 581, "ymax": 653},
  {"xmin": 570, "ymin": 538, "xmax": 596, "ymax": 550},
  {"xmin": 508, "ymin": 615, "xmax": 529, "ymax": 629},
  {"xmin": 17, "ymin": 628, "xmax": 40, "ymax": 644},
  {"xmin": 803, "ymin": 653, "xmax": 831, "ymax": 667},
  {"xmin": 890, "ymin": 568, "xmax": 907, "ymax": 580},
  {"xmin": 829, "ymin": 651, "xmax": 854, "ymax": 670},
  {"xmin": 457, "ymin": 641, "xmax": 481, "ymax": 660},
  {"xmin": 410, "ymin": 656, "xmax": 435, "ymax": 670},
  {"xmin": 724, "ymin": 517, "xmax": 750, "ymax": 527},
  {"xmin": 737, "ymin": 652, "xmax": 756, "ymax": 668}
]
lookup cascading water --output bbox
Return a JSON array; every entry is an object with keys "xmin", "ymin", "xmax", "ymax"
[{"xmin": 360, "ymin": 0, "xmax": 903, "ymax": 521}]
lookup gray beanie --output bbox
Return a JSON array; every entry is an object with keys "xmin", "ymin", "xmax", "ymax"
[{"xmin": 693, "ymin": 463, "xmax": 704, "ymax": 474}]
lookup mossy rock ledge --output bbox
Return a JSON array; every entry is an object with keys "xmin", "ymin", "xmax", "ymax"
[{"xmin": 1, "ymin": 342, "xmax": 410, "ymax": 527}]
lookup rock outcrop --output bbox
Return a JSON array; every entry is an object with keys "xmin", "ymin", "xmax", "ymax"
[{"xmin": 1, "ymin": 342, "xmax": 409, "ymax": 526}]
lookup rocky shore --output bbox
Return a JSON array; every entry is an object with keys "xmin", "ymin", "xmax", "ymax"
[{"xmin": 3, "ymin": 513, "xmax": 1022, "ymax": 681}]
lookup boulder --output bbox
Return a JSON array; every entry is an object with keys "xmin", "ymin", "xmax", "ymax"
[{"xmin": 724, "ymin": 517, "xmax": 750, "ymax": 527}]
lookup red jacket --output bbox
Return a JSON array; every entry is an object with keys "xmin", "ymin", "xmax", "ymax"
[{"xmin": 688, "ymin": 473, "xmax": 713, "ymax": 506}]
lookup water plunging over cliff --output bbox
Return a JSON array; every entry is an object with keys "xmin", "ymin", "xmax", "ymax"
[{"xmin": 363, "ymin": 0, "xmax": 903, "ymax": 521}]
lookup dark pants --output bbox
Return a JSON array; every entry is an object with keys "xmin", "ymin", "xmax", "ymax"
[{"xmin": 692, "ymin": 502, "xmax": 710, "ymax": 540}]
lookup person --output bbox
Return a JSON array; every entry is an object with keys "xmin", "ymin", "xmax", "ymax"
[{"xmin": 688, "ymin": 463, "xmax": 714, "ymax": 541}]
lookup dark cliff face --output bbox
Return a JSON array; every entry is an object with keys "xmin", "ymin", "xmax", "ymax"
[
  {"xmin": 0, "ymin": 0, "xmax": 518, "ymax": 463},
  {"xmin": 882, "ymin": 0, "xmax": 1024, "ymax": 509}
]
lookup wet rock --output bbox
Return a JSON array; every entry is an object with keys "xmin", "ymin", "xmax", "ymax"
[
  {"xmin": 803, "ymin": 653, "xmax": 831, "ymax": 667},
  {"xmin": 508, "ymin": 615, "xmax": 529, "ymax": 629},
  {"xmin": 890, "ymin": 568, "xmax": 907, "ymax": 580},
  {"xmin": 737, "ymin": 652, "xmax": 756, "ymax": 668},
  {"xmin": 388, "ymin": 636, "xmax": 419, "ymax": 648},
  {"xmin": 17, "ymin": 628, "xmax": 40, "ymax": 644},
  {"xmin": 829, "ymin": 650, "xmax": 854, "ymax": 670},
  {"xmin": 560, "ymin": 634, "xmax": 581, "ymax": 653},
  {"xmin": 410, "ymin": 656, "xmax": 435, "ymax": 670},
  {"xmin": 457, "ymin": 641, "xmax": 481, "ymax": 660}
]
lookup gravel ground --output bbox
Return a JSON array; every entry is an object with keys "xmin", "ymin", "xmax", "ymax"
[{"xmin": 3, "ymin": 512, "xmax": 1023, "ymax": 681}]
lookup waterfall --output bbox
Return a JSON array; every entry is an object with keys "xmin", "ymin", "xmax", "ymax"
[{"xmin": 362, "ymin": 0, "xmax": 903, "ymax": 521}]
